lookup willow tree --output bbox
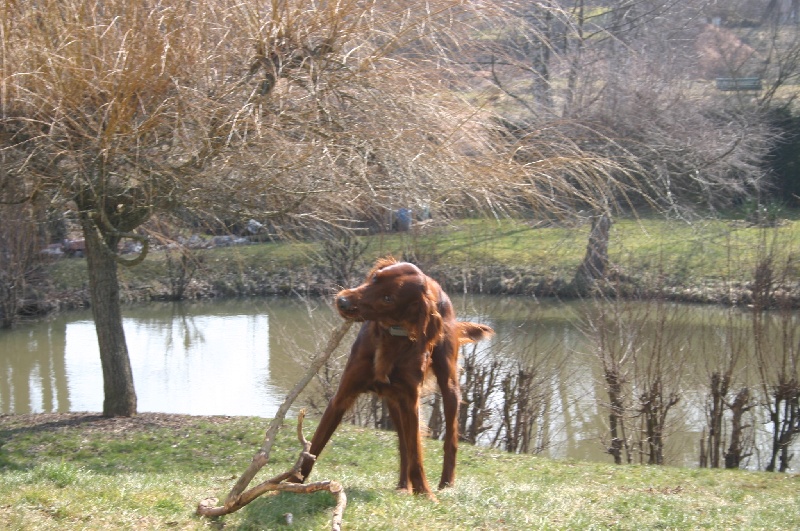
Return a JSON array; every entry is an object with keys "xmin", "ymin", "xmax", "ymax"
[
  {"xmin": 2, "ymin": 0, "xmax": 629, "ymax": 416},
  {"xmin": 468, "ymin": 1, "xmax": 776, "ymax": 293}
]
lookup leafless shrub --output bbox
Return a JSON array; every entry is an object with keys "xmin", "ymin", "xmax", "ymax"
[
  {"xmin": 699, "ymin": 307, "xmax": 755, "ymax": 470},
  {"xmin": 428, "ymin": 302, "xmax": 564, "ymax": 456},
  {"xmin": 724, "ymin": 387, "xmax": 755, "ymax": 469},
  {"xmin": 750, "ymin": 227, "xmax": 800, "ymax": 472},
  {"xmin": 164, "ymin": 247, "xmax": 201, "ymax": 301},
  {"xmin": 313, "ymin": 227, "xmax": 370, "ymax": 290},
  {"xmin": 491, "ymin": 359, "xmax": 554, "ymax": 455},
  {"xmin": 0, "ymin": 204, "xmax": 41, "ymax": 328},
  {"xmin": 581, "ymin": 294, "xmax": 689, "ymax": 465},
  {"xmin": 459, "ymin": 343, "xmax": 501, "ymax": 445}
]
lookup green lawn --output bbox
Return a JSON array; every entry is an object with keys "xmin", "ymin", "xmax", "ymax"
[
  {"xmin": 46, "ymin": 216, "xmax": 800, "ymax": 295},
  {"xmin": 1, "ymin": 414, "xmax": 798, "ymax": 530}
]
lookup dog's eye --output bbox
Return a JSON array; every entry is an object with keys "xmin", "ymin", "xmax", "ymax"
[{"xmin": 383, "ymin": 295, "xmax": 392, "ymax": 303}]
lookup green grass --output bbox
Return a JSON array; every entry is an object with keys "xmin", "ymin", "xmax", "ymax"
[
  {"xmin": 46, "ymin": 216, "xmax": 800, "ymax": 295},
  {"xmin": 1, "ymin": 414, "xmax": 798, "ymax": 530}
]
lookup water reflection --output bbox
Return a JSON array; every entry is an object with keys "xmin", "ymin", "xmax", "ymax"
[
  {"xmin": 0, "ymin": 318, "xmax": 70, "ymax": 414},
  {"xmin": 0, "ymin": 298, "xmax": 336, "ymax": 417},
  {"xmin": 64, "ymin": 313, "xmax": 270, "ymax": 415}
]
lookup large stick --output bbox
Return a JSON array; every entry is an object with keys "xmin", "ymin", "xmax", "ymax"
[
  {"xmin": 197, "ymin": 320, "xmax": 353, "ymax": 528},
  {"xmin": 197, "ymin": 411, "xmax": 347, "ymax": 529}
]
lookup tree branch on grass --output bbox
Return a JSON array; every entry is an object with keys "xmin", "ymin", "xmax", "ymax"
[{"xmin": 196, "ymin": 320, "xmax": 353, "ymax": 530}]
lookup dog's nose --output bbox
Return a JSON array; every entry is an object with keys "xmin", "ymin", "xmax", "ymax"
[{"xmin": 337, "ymin": 296, "xmax": 352, "ymax": 310}]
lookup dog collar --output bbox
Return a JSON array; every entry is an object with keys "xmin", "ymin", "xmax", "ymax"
[{"xmin": 388, "ymin": 326, "xmax": 409, "ymax": 337}]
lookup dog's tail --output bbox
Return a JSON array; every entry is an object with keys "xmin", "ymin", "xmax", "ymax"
[{"xmin": 457, "ymin": 322, "xmax": 494, "ymax": 345}]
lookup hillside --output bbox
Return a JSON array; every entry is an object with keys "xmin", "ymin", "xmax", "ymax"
[{"xmin": 1, "ymin": 413, "xmax": 798, "ymax": 530}]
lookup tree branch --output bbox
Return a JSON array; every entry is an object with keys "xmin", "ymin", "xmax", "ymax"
[{"xmin": 196, "ymin": 319, "xmax": 353, "ymax": 530}]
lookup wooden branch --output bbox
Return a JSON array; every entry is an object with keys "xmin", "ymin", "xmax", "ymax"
[
  {"xmin": 85, "ymin": 206, "xmax": 151, "ymax": 267},
  {"xmin": 196, "ymin": 320, "xmax": 353, "ymax": 530},
  {"xmin": 197, "ymin": 410, "xmax": 347, "ymax": 529}
]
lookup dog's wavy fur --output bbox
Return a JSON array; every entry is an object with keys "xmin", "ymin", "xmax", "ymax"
[{"xmin": 290, "ymin": 256, "xmax": 494, "ymax": 498}]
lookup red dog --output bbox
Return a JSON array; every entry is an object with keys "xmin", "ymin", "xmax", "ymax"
[{"xmin": 293, "ymin": 257, "xmax": 494, "ymax": 497}]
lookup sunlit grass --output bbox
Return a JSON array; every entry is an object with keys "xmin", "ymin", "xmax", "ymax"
[
  {"xmin": 46, "ymin": 216, "xmax": 800, "ymax": 295},
  {"xmin": 1, "ymin": 415, "xmax": 798, "ymax": 530}
]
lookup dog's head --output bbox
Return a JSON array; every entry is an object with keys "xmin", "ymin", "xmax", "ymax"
[{"xmin": 336, "ymin": 256, "xmax": 443, "ymax": 345}]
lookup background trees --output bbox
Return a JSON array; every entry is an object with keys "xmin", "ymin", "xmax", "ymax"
[
  {"xmin": 1, "ymin": 0, "xmax": 614, "ymax": 415},
  {"xmin": 4, "ymin": 0, "xmax": 247, "ymax": 415},
  {"xmin": 0, "ymin": 203, "xmax": 40, "ymax": 329},
  {"xmin": 466, "ymin": 0, "xmax": 775, "ymax": 215}
]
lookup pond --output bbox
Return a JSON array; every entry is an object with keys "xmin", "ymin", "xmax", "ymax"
[{"xmin": 1, "ymin": 295, "xmax": 797, "ymax": 472}]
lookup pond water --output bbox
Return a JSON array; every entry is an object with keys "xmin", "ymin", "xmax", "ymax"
[
  {"xmin": 0, "ymin": 298, "xmax": 329, "ymax": 418},
  {"xmin": 1, "ymin": 295, "xmax": 797, "ymax": 471}
]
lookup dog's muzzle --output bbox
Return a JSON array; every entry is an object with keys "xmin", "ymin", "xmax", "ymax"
[
  {"xmin": 336, "ymin": 295, "xmax": 362, "ymax": 320},
  {"xmin": 336, "ymin": 296, "xmax": 353, "ymax": 311}
]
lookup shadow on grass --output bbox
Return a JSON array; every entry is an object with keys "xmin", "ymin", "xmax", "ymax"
[
  {"xmin": 0, "ymin": 414, "xmax": 106, "ymax": 471},
  {"xmin": 0, "ymin": 413, "xmax": 284, "ymax": 475},
  {"xmin": 233, "ymin": 487, "xmax": 379, "ymax": 530}
]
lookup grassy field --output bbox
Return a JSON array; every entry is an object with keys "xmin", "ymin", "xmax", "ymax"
[
  {"xmin": 46, "ymin": 216, "xmax": 800, "ymax": 294},
  {"xmin": 1, "ymin": 414, "xmax": 798, "ymax": 530}
]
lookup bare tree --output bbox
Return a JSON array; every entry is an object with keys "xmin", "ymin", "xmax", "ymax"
[
  {"xmin": 582, "ymin": 298, "xmax": 633, "ymax": 465},
  {"xmin": 581, "ymin": 292, "xmax": 688, "ymax": 466},
  {"xmin": 465, "ymin": 1, "xmax": 776, "ymax": 295},
  {"xmin": 724, "ymin": 387, "xmax": 755, "ymax": 469},
  {"xmin": 0, "ymin": 0, "xmax": 529, "ymax": 416},
  {"xmin": 636, "ymin": 299, "xmax": 688, "ymax": 466},
  {"xmin": 750, "ymin": 227, "xmax": 800, "ymax": 472},
  {"xmin": 700, "ymin": 305, "xmax": 753, "ymax": 469},
  {"xmin": 493, "ymin": 361, "xmax": 555, "ymax": 455},
  {"xmin": 3, "ymin": 0, "xmax": 234, "ymax": 415},
  {"xmin": 0, "ymin": 203, "xmax": 40, "ymax": 328}
]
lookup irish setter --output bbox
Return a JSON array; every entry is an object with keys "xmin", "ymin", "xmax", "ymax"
[{"xmin": 292, "ymin": 256, "xmax": 494, "ymax": 498}]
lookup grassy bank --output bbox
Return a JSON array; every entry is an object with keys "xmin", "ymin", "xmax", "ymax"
[
  {"xmin": 1, "ymin": 413, "xmax": 798, "ymax": 530},
  {"xmin": 44, "ymin": 216, "xmax": 800, "ymax": 307}
]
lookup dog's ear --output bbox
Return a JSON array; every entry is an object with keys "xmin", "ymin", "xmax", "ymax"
[
  {"xmin": 373, "ymin": 255, "xmax": 398, "ymax": 271},
  {"xmin": 415, "ymin": 280, "xmax": 443, "ymax": 351},
  {"xmin": 364, "ymin": 256, "xmax": 398, "ymax": 283}
]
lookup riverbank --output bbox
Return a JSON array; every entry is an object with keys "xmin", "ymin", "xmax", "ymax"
[
  {"xmin": 25, "ymin": 216, "xmax": 800, "ymax": 316},
  {"xmin": 46, "ymin": 262, "xmax": 794, "ymax": 309},
  {"xmin": 2, "ymin": 412, "xmax": 798, "ymax": 530}
]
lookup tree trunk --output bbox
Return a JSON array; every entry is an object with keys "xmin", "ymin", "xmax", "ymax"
[
  {"xmin": 529, "ymin": 8, "xmax": 554, "ymax": 113},
  {"xmin": 724, "ymin": 387, "xmax": 751, "ymax": 469},
  {"xmin": 605, "ymin": 368, "xmax": 626, "ymax": 465},
  {"xmin": 572, "ymin": 213, "xmax": 612, "ymax": 295},
  {"xmin": 707, "ymin": 372, "xmax": 730, "ymax": 468},
  {"xmin": 699, "ymin": 429, "xmax": 707, "ymax": 468},
  {"xmin": 428, "ymin": 393, "xmax": 443, "ymax": 440},
  {"xmin": 81, "ymin": 213, "xmax": 137, "ymax": 417},
  {"xmin": 561, "ymin": 0, "xmax": 585, "ymax": 117}
]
